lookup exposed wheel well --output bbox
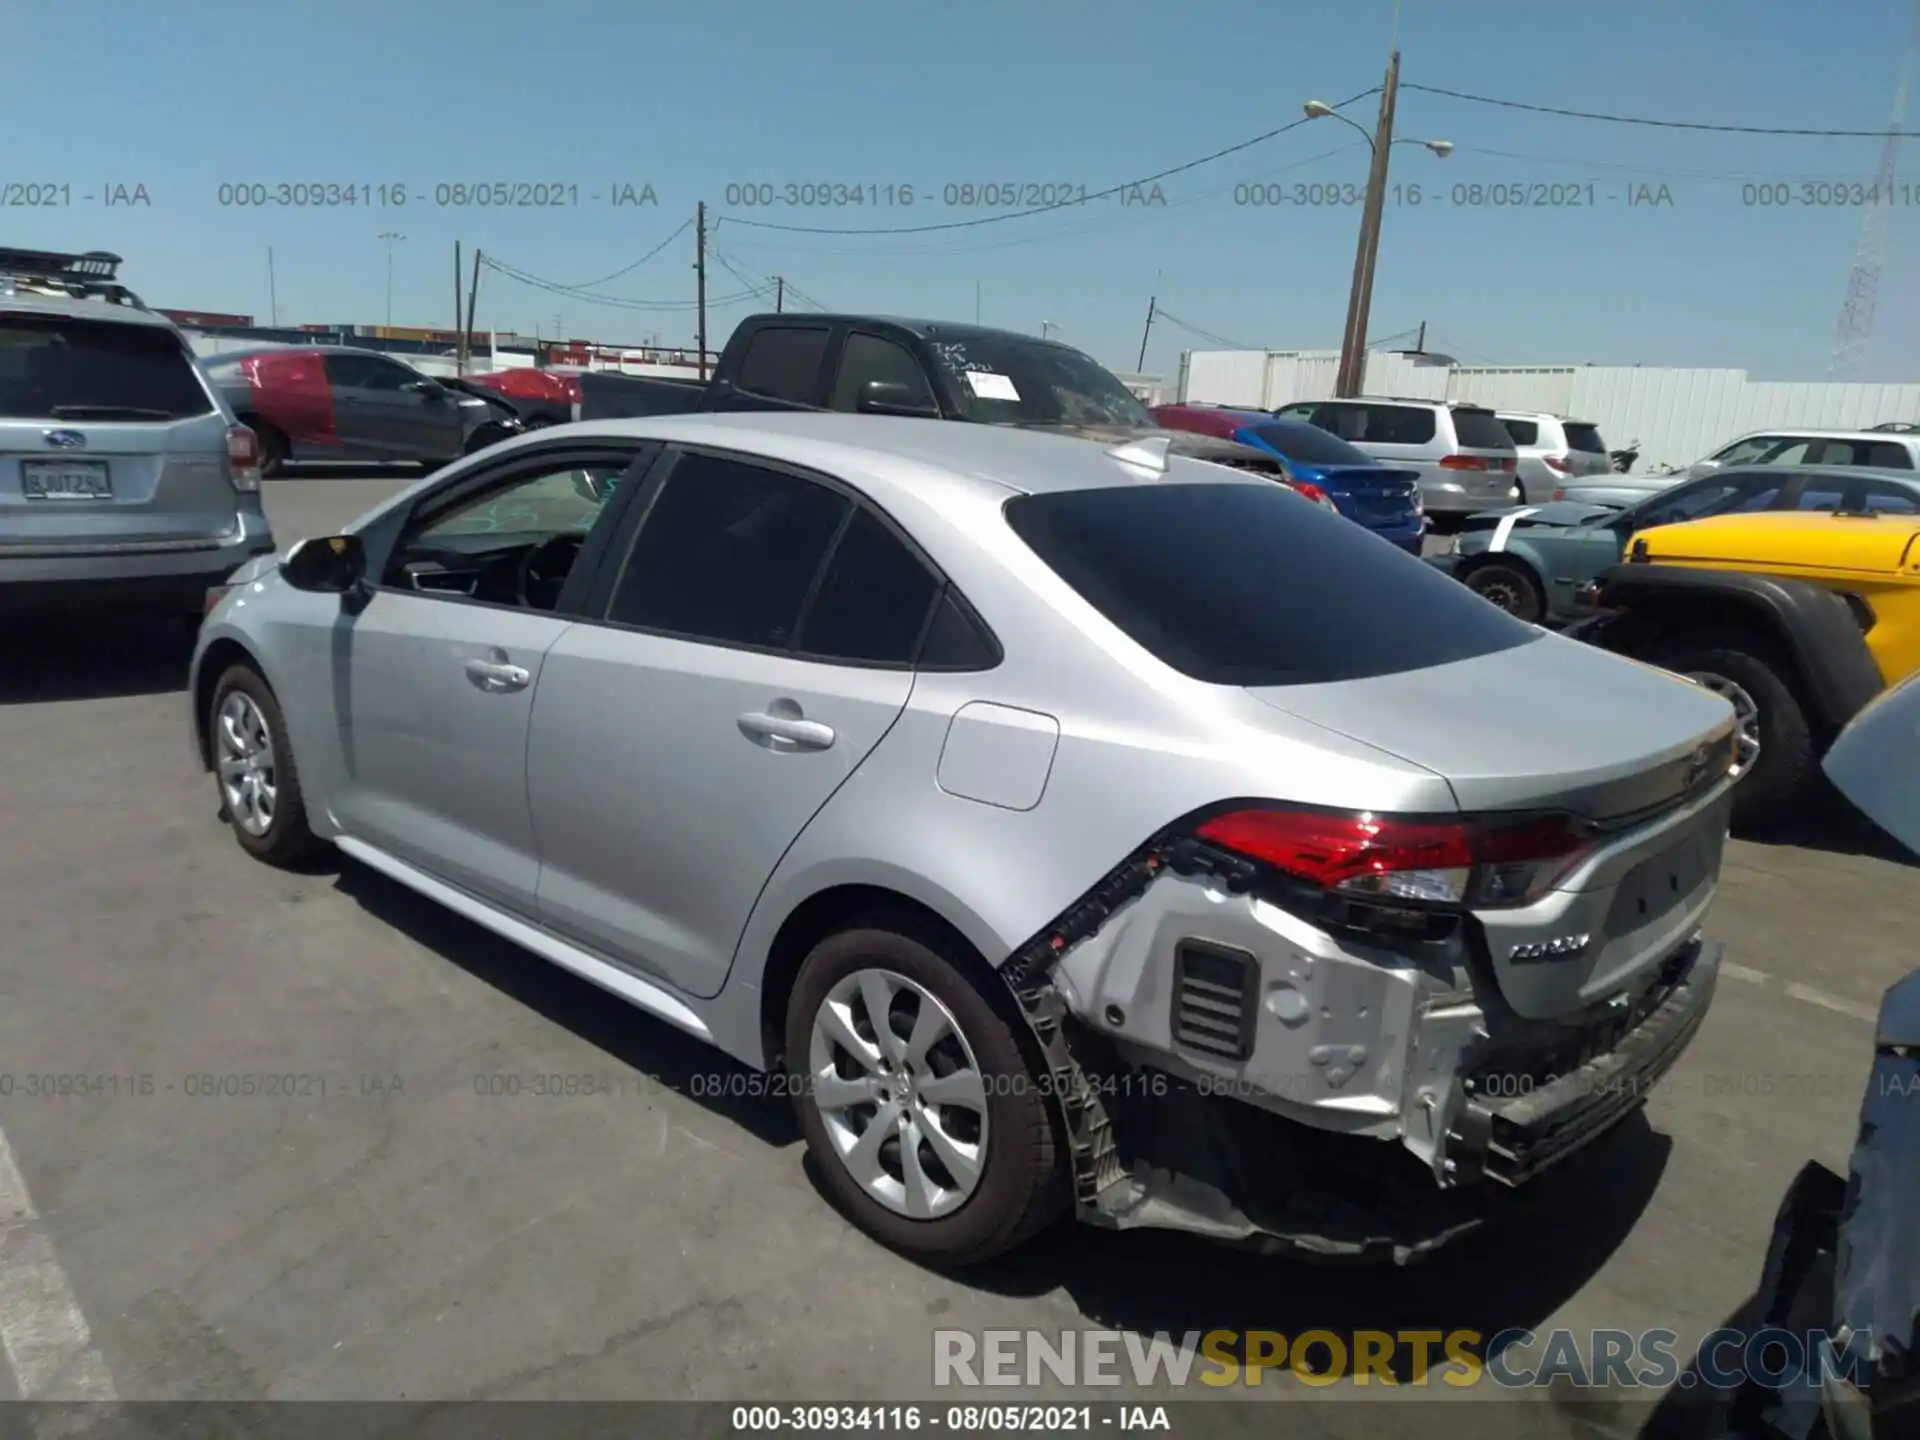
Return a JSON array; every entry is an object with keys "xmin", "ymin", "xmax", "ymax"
[
  {"xmin": 758, "ymin": 885, "xmax": 990, "ymax": 1070},
  {"xmin": 1604, "ymin": 599, "xmax": 1827, "ymax": 733},
  {"xmin": 192, "ymin": 639, "xmax": 265, "ymax": 768},
  {"xmin": 1455, "ymin": 551, "xmax": 1544, "ymax": 585}
]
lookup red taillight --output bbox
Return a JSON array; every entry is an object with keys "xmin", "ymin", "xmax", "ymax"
[
  {"xmin": 1551, "ymin": 487, "xmax": 1568, "ymax": 501},
  {"xmin": 1439, "ymin": 455, "xmax": 1485, "ymax": 471},
  {"xmin": 226, "ymin": 423, "xmax": 261, "ymax": 492},
  {"xmin": 1193, "ymin": 806, "xmax": 1595, "ymax": 907},
  {"xmin": 1545, "ymin": 455, "xmax": 1572, "ymax": 473}
]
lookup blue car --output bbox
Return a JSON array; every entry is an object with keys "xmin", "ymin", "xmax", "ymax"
[{"xmin": 1151, "ymin": 404, "xmax": 1427, "ymax": 553}]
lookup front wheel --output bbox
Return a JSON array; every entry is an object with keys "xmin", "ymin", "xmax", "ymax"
[
  {"xmin": 208, "ymin": 665, "xmax": 326, "ymax": 866},
  {"xmin": 1652, "ymin": 632, "xmax": 1816, "ymax": 829},
  {"xmin": 1464, "ymin": 559, "xmax": 1546, "ymax": 623},
  {"xmin": 463, "ymin": 422, "xmax": 517, "ymax": 455},
  {"xmin": 785, "ymin": 918, "xmax": 1067, "ymax": 1266}
]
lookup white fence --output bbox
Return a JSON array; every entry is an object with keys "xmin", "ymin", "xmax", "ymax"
[{"xmin": 1180, "ymin": 349, "xmax": 1920, "ymax": 474}]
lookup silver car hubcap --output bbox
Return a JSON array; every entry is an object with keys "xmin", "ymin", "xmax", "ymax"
[
  {"xmin": 1474, "ymin": 576, "xmax": 1527, "ymax": 614},
  {"xmin": 808, "ymin": 968, "xmax": 989, "ymax": 1220},
  {"xmin": 1686, "ymin": 671, "xmax": 1762, "ymax": 777},
  {"xmin": 216, "ymin": 692, "xmax": 278, "ymax": 835}
]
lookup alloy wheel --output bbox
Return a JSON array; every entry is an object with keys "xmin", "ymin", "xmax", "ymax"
[
  {"xmin": 216, "ymin": 691, "xmax": 278, "ymax": 835},
  {"xmin": 1686, "ymin": 671, "xmax": 1762, "ymax": 777},
  {"xmin": 807, "ymin": 968, "xmax": 990, "ymax": 1220}
]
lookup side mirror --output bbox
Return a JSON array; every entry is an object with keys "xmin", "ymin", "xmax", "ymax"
[
  {"xmin": 281, "ymin": 534, "xmax": 367, "ymax": 594},
  {"xmin": 404, "ymin": 378, "xmax": 447, "ymax": 398},
  {"xmin": 856, "ymin": 379, "xmax": 940, "ymax": 419}
]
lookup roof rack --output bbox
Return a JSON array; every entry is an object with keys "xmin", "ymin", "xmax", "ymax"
[
  {"xmin": 1867, "ymin": 421, "xmax": 1920, "ymax": 433},
  {"xmin": 0, "ymin": 247, "xmax": 146, "ymax": 308}
]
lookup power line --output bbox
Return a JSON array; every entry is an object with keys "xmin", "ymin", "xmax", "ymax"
[
  {"xmin": 1402, "ymin": 82, "xmax": 1920, "ymax": 138},
  {"xmin": 482, "ymin": 254, "xmax": 760, "ymax": 312},
  {"xmin": 567, "ymin": 220, "xmax": 692, "ymax": 290},
  {"xmin": 1450, "ymin": 143, "xmax": 1918, "ymax": 182},
  {"xmin": 716, "ymin": 87, "xmax": 1380, "ymax": 237},
  {"xmin": 1154, "ymin": 308, "xmax": 1258, "ymax": 350}
]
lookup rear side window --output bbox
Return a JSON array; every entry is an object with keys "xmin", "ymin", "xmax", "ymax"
[
  {"xmin": 1004, "ymin": 483, "xmax": 1539, "ymax": 686},
  {"xmin": 1810, "ymin": 438, "xmax": 1913, "ymax": 469},
  {"xmin": 795, "ymin": 507, "xmax": 941, "ymax": 664},
  {"xmin": 1861, "ymin": 481, "xmax": 1920, "ymax": 513},
  {"xmin": 1500, "ymin": 418, "xmax": 1540, "ymax": 446},
  {"xmin": 1563, "ymin": 422, "xmax": 1607, "ymax": 454},
  {"xmin": 1317, "ymin": 403, "xmax": 1435, "ymax": 446},
  {"xmin": 608, "ymin": 451, "xmax": 848, "ymax": 648},
  {"xmin": 0, "ymin": 316, "xmax": 214, "ymax": 420},
  {"xmin": 1449, "ymin": 408, "xmax": 1517, "ymax": 450},
  {"xmin": 734, "ymin": 326, "xmax": 830, "ymax": 404}
]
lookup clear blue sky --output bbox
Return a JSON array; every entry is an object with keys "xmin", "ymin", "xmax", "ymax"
[{"xmin": 10, "ymin": 0, "xmax": 1920, "ymax": 379}]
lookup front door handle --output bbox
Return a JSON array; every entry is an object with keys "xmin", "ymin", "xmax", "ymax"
[
  {"xmin": 738, "ymin": 711, "xmax": 835, "ymax": 751},
  {"xmin": 465, "ymin": 658, "xmax": 531, "ymax": 693}
]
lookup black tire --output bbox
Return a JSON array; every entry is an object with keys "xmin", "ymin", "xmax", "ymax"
[
  {"xmin": 251, "ymin": 421, "xmax": 289, "ymax": 478},
  {"xmin": 207, "ymin": 664, "xmax": 326, "ymax": 866},
  {"xmin": 523, "ymin": 416, "xmax": 556, "ymax": 431},
  {"xmin": 1650, "ymin": 631, "xmax": 1817, "ymax": 830},
  {"xmin": 784, "ymin": 915, "xmax": 1068, "ymax": 1267},
  {"xmin": 1463, "ymin": 558, "xmax": 1546, "ymax": 623}
]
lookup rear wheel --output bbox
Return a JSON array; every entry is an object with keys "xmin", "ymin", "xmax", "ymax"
[
  {"xmin": 785, "ymin": 916, "xmax": 1067, "ymax": 1267},
  {"xmin": 1650, "ymin": 631, "xmax": 1815, "ymax": 829},
  {"xmin": 1463, "ymin": 559, "xmax": 1546, "ymax": 623},
  {"xmin": 463, "ymin": 422, "xmax": 516, "ymax": 455}
]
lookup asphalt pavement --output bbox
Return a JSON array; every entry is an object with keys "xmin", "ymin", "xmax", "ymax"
[{"xmin": 0, "ymin": 474, "xmax": 1912, "ymax": 1425}]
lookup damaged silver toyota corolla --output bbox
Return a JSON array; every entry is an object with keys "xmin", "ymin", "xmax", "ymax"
[{"xmin": 187, "ymin": 411, "xmax": 1739, "ymax": 1267}]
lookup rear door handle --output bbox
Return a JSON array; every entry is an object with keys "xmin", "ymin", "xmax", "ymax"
[
  {"xmin": 738, "ymin": 711, "xmax": 835, "ymax": 751},
  {"xmin": 465, "ymin": 658, "xmax": 531, "ymax": 693}
]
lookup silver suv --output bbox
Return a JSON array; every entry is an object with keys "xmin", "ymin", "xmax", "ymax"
[
  {"xmin": 1496, "ymin": 410, "xmax": 1612, "ymax": 501},
  {"xmin": 1679, "ymin": 427, "xmax": 1920, "ymax": 481},
  {"xmin": 1274, "ymin": 396, "xmax": 1519, "ymax": 522},
  {"xmin": 0, "ymin": 248, "xmax": 274, "ymax": 622}
]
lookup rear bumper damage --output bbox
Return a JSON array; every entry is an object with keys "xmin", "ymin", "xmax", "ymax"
[{"xmin": 1002, "ymin": 806, "xmax": 1726, "ymax": 1264}]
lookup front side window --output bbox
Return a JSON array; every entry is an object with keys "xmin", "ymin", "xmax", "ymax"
[{"xmin": 831, "ymin": 333, "xmax": 937, "ymax": 413}]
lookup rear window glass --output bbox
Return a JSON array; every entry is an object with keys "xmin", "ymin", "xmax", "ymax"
[
  {"xmin": 1449, "ymin": 408, "xmax": 1518, "ymax": 450},
  {"xmin": 1500, "ymin": 418, "xmax": 1540, "ymax": 446},
  {"xmin": 1248, "ymin": 422, "xmax": 1374, "ymax": 467},
  {"xmin": 1004, "ymin": 483, "xmax": 1540, "ymax": 686},
  {"xmin": 0, "ymin": 316, "xmax": 214, "ymax": 420},
  {"xmin": 1563, "ymin": 422, "xmax": 1608, "ymax": 454}
]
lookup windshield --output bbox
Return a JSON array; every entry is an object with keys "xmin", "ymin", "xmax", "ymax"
[
  {"xmin": 928, "ymin": 335, "xmax": 1152, "ymax": 427},
  {"xmin": 1247, "ymin": 422, "xmax": 1376, "ymax": 467},
  {"xmin": 0, "ymin": 315, "xmax": 215, "ymax": 420}
]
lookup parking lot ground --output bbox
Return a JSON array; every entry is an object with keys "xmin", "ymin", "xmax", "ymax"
[{"xmin": 0, "ymin": 478, "xmax": 1912, "ymax": 1422}]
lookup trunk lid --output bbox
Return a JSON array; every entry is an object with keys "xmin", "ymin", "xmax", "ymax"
[
  {"xmin": 1243, "ymin": 632, "xmax": 1736, "ymax": 818},
  {"xmin": 0, "ymin": 310, "xmax": 241, "ymax": 552},
  {"xmin": 1244, "ymin": 636, "xmax": 1738, "ymax": 1018}
]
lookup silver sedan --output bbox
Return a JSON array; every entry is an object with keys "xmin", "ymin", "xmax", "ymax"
[{"xmin": 188, "ymin": 412, "xmax": 1738, "ymax": 1266}]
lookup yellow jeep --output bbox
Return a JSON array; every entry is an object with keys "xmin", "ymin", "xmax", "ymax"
[{"xmin": 1575, "ymin": 510, "xmax": 1920, "ymax": 827}]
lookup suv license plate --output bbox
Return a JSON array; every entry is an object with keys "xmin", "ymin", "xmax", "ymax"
[{"xmin": 22, "ymin": 460, "xmax": 112, "ymax": 499}]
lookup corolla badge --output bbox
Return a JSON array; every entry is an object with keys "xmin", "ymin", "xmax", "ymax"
[
  {"xmin": 42, "ymin": 429, "xmax": 86, "ymax": 449},
  {"xmin": 1508, "ymin": 933, "xmax": 1592, "ymax": 963}
]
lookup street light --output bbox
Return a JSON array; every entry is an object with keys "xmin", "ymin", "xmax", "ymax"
[
  {"xmin": 1040, "ymin": 319, "xmax": 1058, "ymax": 340},
  {"xmin": 1303, "ymin": 82, "xmax": 1451, "ymax": 396},
  {"xmin": 378, "ymin": 231, "xmax": 406, "ymax": 327}
]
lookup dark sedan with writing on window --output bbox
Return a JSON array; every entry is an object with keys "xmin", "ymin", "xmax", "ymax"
[{"xmin": 201, "ymin": 346, "xmax": 524, "ymax": 476}]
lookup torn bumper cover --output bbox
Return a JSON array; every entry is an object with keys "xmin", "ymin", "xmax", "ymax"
[{"xmin": 1076, "ymin": 938, "xmax": 1719, "ymax": 1264}]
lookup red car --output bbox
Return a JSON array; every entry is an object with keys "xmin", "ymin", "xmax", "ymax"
[
  {"xmin": 201, "ymin": 346, "xmax": 525, "ymax": 474},
  {"xmin": 459, "ymin": 367, "xmax": 583, "ymax": 429}
]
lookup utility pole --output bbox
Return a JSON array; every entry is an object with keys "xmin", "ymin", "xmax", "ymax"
[
  {"xmin": 453, "ymin": 242, "xmax": 464, "ymax": 371},
  {"xmin": 1334, "ymin": 51, "xmax": 1400, "ymax": 398},
  {"xmin": 267, "ymin": 247, "xmax": 279, "ymax": 328},
  {"xmin": 1136, "ymin": 295, "xmax": 1157, "ymax": 372},
  {"xmin": 975, "ymin": 282, "xmax": 982, "ymax": 325},
  {"xmin": 1414, "ymin": 319, "xmax": 1426, "ymax": 354},
  {"xmin": 774, "ymin": 276, "xmax": 784, "ymax": 313},
  {"xmin": 378, "ymin": 231, "xmax": 405, "ymax": 327},
  {"xmin": 695, "ymin": 202, "xmax": 709, "ymax": 381},
  {"xmin": 464, "ymin": 249, "xmax": 482, "ymax": 375}
]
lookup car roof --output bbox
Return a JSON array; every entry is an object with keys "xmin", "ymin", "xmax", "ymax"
[
  {"xmin": 1341, "ymin": 395, "xmax": 1498, "ymax": 412},
  {"xmin": 1727, "ymin": 427, "xmax": 1920, "ymax": 443},
  {"xmin": 552, "ymin": 411, "xmax": 1274, "ymax": 499},
  {"xmin": 1495, "ymin": 410, "xmax": 1597, "ymax": 424},
  {"xmin": 788, "ymin": 314, "xmax": 1077, "ymax": 351},
  {"xmin": 206, "ymin": 344, "xmax": 410, "ymax": 363},
  {"xmin": 1646, "ymin": 510, "xmax": 1920, "ymax": 535},
  {"xmin": 0, "ymin": 292, "xmax": 179, "ymax": 330},
  {"xmin": 1718, "ymin": 463, "xmax": 1920, "ymax": 484}
]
